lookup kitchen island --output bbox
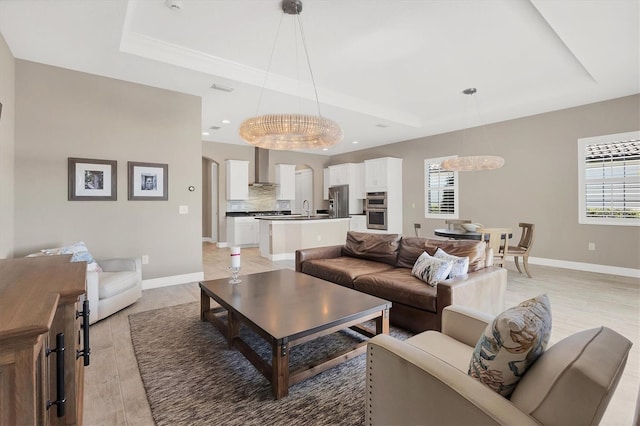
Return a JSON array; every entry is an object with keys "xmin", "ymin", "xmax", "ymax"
[{"xmin": 256, "ymin": 216, "xmax": 350, "ymax": 261}]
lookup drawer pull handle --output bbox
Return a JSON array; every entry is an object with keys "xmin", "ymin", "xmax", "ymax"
[
  {"xmin": 46, "ymin": 333, "xmax": 66, "ymax": 417},
  {"xmin": 76, "ymin": 299, "xmax": 91, "ymax": 366}
]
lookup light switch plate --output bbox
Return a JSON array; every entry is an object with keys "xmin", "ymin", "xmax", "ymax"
[{"xmin": 179, "ymin": 205, "xmax": 189, "ymax": 214}]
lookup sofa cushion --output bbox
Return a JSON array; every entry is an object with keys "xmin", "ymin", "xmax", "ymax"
[
  {"xmin": 434, "ymin": 247, "xmax": 469, "ymax": 278},
  {"xmin": 509, "ymin": 326, "xmax": 632, "ymax": 425},
  {"xmin": 98, "ymin": 271, "xmax": 140, "ymax": 299},
  {"xmin": 354, "ymin": 268, "xmax": 437, "ymax": 313},
  {"xmin": 397, "ymin": 238, "xmax": 485, "ymax": 272},
  {"xmin": 342, "ymin": 231, "xmax": 401, "ymax": 266},
  {"xmin": 301, "ymin": 257, "xmax": 395, "ymax": 288},
  {"xmin": 411, "ymin": 251, "xmax": 452, "ymax": 286},
  {"xmin": 468, "ymin": 294, "xmax": 552, "ymax": 397}
]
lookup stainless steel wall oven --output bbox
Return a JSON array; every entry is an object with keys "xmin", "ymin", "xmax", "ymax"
[{"xmin": 366, "ymin": 192, "xmax": 388, "ymax": 230}]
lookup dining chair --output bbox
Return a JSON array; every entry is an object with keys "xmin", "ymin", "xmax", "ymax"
[
  {"xmin": 478, "ymin": 227, "xmax": 512, "ymax": 268},
  {"xmin": 506, "ymin": 223, "xmax": 535, "ymax": 278},
  {"xmin": 445, "ymin": 219, "xmax": 472, "ymax": 231}
]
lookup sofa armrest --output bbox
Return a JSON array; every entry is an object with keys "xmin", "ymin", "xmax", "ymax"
[
  {"xmin": 367, "ymin": 334, "xmax": 538, "ymax": 426},
  {"xmin": 86, "ymin": 270, "xmax": 99, "ymax": 324},
  {"xmin": 295, "ymin": 245, "xmax": 343, "ymax": 272},
  {"xmin": 441, "ymin": 305, "xmax": 494, "ymax": 347},
  {"xmin": 435, "ymin": 266, "xmax": 507, "ymax": 330},
  {"xmin": 98, "ymin": 257, "xmax": 142, "ymax": 280}
]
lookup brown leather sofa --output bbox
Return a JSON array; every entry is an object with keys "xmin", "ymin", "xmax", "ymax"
[{"xmin": 295, "ymin": 231, "xmax": 507, "ymax": 333}]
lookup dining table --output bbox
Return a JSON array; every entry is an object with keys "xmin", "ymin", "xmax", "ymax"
[{"xmin": 433, "ymin": 228, "xmax": 513, "ymax": 241}]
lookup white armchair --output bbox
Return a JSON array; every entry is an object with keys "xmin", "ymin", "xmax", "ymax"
[
  {"xmin": 366, "ymin": 305, "xmax": 632, "ymax": 425},
  {"xmin": 87, "ymin": 257, "xmax": 142, "ymax": 324}
]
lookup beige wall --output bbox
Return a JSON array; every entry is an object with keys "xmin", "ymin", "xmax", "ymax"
[
  {"xmin": 202, "ymin": 142, "xmax": 330, "ymax": 242},
  {"xmin": 331, "ymin": 95, "xmax": 640, "ymax": 270},
  {"xmin": 13, "ymin": 60, "xmax": 203, "ymax": 280},
  {"xmin": 0, "ymin": 33, "xmax": 15, "ymax": 258}
]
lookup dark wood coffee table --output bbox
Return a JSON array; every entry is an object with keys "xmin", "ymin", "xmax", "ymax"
[{"xmin": 199, "ymin": 269, "xmax": 391, "ymax": 399}]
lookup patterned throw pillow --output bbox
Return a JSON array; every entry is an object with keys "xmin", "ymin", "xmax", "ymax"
[
  {"xmin": 60, "ymin": 241, "xmax": 103, "ymax": 272},
  {"xmin": 411, "ymin": 251, "xmax": 453, "ymax": 286},
  {"xmin": 434, "ymin": 247, "xmax": 469, "ymax": 278},
  {"xmin": 468, "ymin": 294, "xmax": 552, "ymax": 397}
]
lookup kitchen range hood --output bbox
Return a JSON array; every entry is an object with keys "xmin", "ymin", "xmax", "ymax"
[{"xmin": 250, "ymin": 147, "xmax": 277, "ymax": 186}]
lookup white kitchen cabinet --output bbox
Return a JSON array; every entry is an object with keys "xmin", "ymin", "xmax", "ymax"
[
  {"xmin": 356, "ymin": 163, "xmax": 365, "ymax": 199},
  {"xmin": 364, "ymin": 157, "xmax": 402, "ymax": 192},
  {"xmin": 276, "ymin": 164, "xmax": 296, "ymax": 200},
  {"xmin": 323, "ymin": 168, "xmax": 329, "ymax": 200},
  {"xmin": 225, "ymin": 160, "xmax": 249, "ymax": 200},
  {"xmin": 328, "ymin": 164, "xmax": 350, "ymax": 186},
  {"xmin": 227, "ymin": 217, "xmax": 259, "ymax": 247}
]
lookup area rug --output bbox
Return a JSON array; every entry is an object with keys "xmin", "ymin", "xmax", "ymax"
[{"xmin": 129, "ymin": 302, "xmax": 412, "ymax": 426}]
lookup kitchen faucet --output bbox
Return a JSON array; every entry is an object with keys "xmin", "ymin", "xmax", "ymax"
[{"xmin": 302, "ymin": 199, "xmax": 310, "ymax": 218}]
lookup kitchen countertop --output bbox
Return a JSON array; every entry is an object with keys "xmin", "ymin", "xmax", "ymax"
[{"xmin": 255, "ymin": 215, "xmax": 348, "ymax": 221}]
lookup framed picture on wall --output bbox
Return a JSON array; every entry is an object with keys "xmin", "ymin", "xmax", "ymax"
[
  {"xmin": 68, "ymin": 157, "xmax": 117, "ymax": 201},
  {"xmin": 128, "ymin": 161, "xmax": 168, "ymax": 201}
]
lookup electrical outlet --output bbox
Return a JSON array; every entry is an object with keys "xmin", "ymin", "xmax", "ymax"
[
  {"xmin": 588, "ymin": 242, "xmax": 596, "ymax": 251},
  {"xmin": 142, "ymin": 255, "xmax": 149, "ymax": 264}
]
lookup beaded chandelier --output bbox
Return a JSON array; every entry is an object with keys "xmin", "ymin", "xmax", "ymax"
[
  {"xmin": 440, "ymin": 88, "xmax": 505, "ymax": 172},
  {"xmin": 239, "ymin": 0, "xmax": 343, "ymax": 150}
]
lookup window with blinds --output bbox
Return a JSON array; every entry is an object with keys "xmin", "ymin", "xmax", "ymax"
[
  {"xmin": 578, "ymin": 131, "xmax": 640, "ymax": 226},
  {"xmin": 425, "ymin": 157, "xmax": 458, "ymax": 218}
]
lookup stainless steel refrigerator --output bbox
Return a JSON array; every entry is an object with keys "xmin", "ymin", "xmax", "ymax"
[{"xmin": 328, "ymin": 185, "xmax": 349, "ymax": 218}]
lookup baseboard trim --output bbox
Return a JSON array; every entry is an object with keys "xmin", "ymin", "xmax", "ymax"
[
  {"xmin": 217, "ymin": 242, "xmax": 229, "ymax": 248},
  {"xmin": 142, "ymin": 272, "xmax": 205, "ymax": 290},
  {"xmin": 527, "ymin": 257, "xmax": 640, "ymax": 279},
  {"xmin": 265, "ymin": 253, "xmax": 295, "ymax": 261}
]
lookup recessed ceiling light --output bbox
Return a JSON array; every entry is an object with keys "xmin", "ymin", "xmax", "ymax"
[
  {"xmin": 352, "ymin": 140, "xmax": 359, "ymax": 144},
  {"xmin": 222, "ymin": 119, "xmax": 231, "ymax": 124},
  {"xmin": 322, "ymin": 148, "xmax": 329, "ymax": 151},
  {"xmin": 202, "ymin": 132, "xmax": 210, "ymax": 136},
  {"xmin": 166, "ymin": 0, "xmax": 183, "ymax": 11}
]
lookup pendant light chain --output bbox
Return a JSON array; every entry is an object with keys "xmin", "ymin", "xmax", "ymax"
[
  {"xmin": 255, "ymin": 12, "xmax": 285, "ymax": 116},
  {"xmin": 295, "ymin": 12, "xmax": 323, "ymax": 117}
]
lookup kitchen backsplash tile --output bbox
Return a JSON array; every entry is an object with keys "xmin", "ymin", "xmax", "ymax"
[{"xmin": 227, "ymin": 186, "xmax": 291, "ymax": 212}]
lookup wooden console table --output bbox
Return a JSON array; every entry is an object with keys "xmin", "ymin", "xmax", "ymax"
[{"xmin": 0, "ymin": 255, "xmax": 89, "ymax": 425}]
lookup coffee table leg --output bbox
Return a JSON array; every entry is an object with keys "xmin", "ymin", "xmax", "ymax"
[
  {"xmin": 375, "ymin": 307, "xmax": 390, "ymax": 335},
  {"xmin": 227, "ymin": 311, "xmax": 240, "ymax": 349},
  {"xmin": 272, "ymin": 338, "xmax": 290, "ymax": 399},
  {"xmin": 200, "ymin": 289, "xmax": 210, "ymax": 321}
]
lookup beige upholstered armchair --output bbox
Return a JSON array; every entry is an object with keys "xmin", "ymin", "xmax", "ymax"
[
  {"xmin": 87, "ymin": 257, "xmax": 142, "ymax": 324},
  {"xmin": 366, "ymin": 305, "xmax": 632, "ymax": 425}
]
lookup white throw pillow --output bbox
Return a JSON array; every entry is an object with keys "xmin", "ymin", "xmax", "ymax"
[
  {"xmin": 434, "ymin": 247, "xmax": 469, "ymax": 278},
  {"xmin": 411, "ymin": 251, "xmax": 452, "ymax": 286},
  {"xmin": 468, "ymin": 294, "xmax": 552, "ymax": 397}
]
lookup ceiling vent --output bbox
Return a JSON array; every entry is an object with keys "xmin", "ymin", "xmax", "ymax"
[
  {"xmin": 211, "ymin": 83, "xmax": 234, "ymax": 93},
  {"xmin": 209, "ymin": 125, "xmax": 221, "ymax": 130},
  {"xmin": 376, "ymin": 123, "xmax": 390, "ymax": 128}
]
